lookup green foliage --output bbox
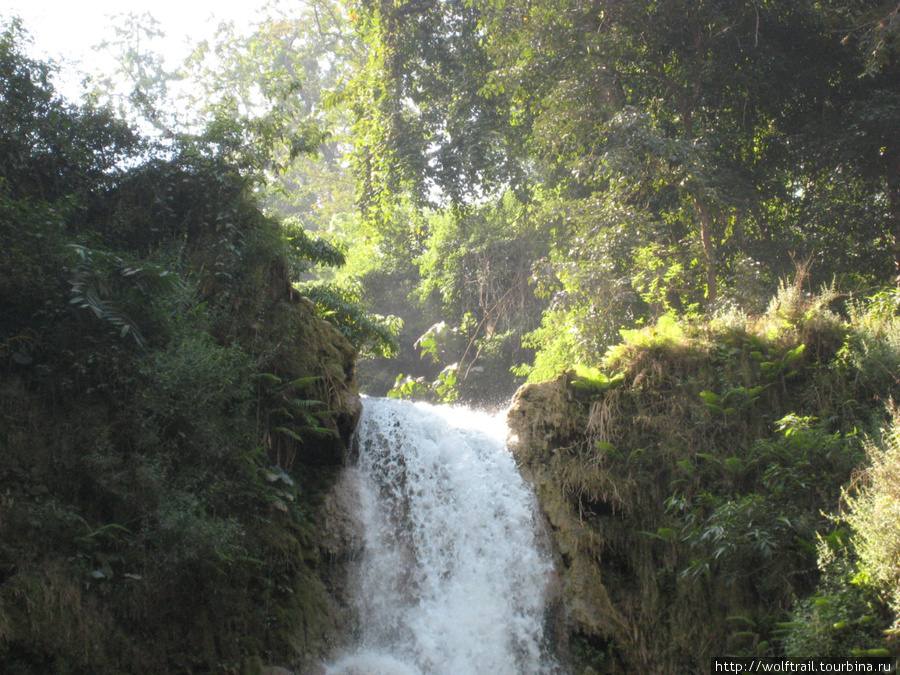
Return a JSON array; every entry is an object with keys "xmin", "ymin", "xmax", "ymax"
[
  {"xmin": 180, "ymin": 0, "xmax": 359, "ymax": 218},
  {"xmin": 414, "ymin": 194, "xmax": 546, "ymax": 331},
  {"xmin": 132, "ymin": 331, "xmax": 257, "ymax": 447},
  {"xmin": 515, "ymin": 306, "xmax": 594, "ymax": 383},
  {"xmin": 570, "ymin": 365, "xmax": 624, "ymax": 394},
  {"xmin": 613, "ymin": 313, "xmax": 685, "ymax": 355},
  {"xmin": 67, "ymin": 244, "xmax": 187, "ymax": 346},
  {"xmin": 698, "ymin": 385, "xmax": 767, "ymax": 418},
  {"xmin": 284, "ymin": 218, "xmax": 347, "ymax": 272},
  {"xmin": 570, "ymin": 633, "xmax": 607, "ymax": 672},
  {"xmin": 300, "ymin": 280, "xmax": 401, "ymax": 358},
  {"xmin": 414, "ymin": 321, "xmax": 456, "ymax": 364},
  {"xmin": 835, "ymin": 296, "xmax": 900, "ymax": 413},
  {"xmin": 842, "ymin": 407, "xmax": 900, "ymax": 631},
  {"xmin": 515, "ymin": 200, "xmax": 649, "ymax": 382},
  {"xmin": 677, "ymin": 415, "xmax": 863, "ymax": 584},
  {"xmin": 345, "ymin": 0, "xmax": 525, "ymax": 217},
  {"xmin": 511, "ymin": 280, "xmax": 900, "ymax": 671},
  {"xmin": 0, "ymin": 29, "xmax": 359, "ymax": 673},
  {"xmin": 337, "ymin": 0, "xmax": 900, "ymax": 402},
  {"xmin": 761, "ymin": 267, "xmax": 842, "ymax": 341},
  {"xmin": 387, "ymin": 363, "xmax": 460, "ymax": 404},
  {"xmin": 384, "ymin": 321, "xmax": 462, "ymax": 402},
  {"xmin": 331, "ymin": 191, "xmax": 545, "ymax": 401},
  {"xmin": 782, "ymin": 540, "xmax": 892, "ymax": 658},
  {"xmin": 87, "ymin": 12, "xmax": 182, "ymax": 135}
]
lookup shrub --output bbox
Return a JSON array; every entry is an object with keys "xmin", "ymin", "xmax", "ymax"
[{"xmin": 843, "ymin": 407, "xmax": 900, "ymax": 631}]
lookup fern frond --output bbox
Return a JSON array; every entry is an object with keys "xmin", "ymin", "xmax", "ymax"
[
  {"xmin": 274, "ymin": 426, "xmax": 305, "ymax": 443},
  {"xmin": 282, "ymin": 375, "xmax": 322, "ymax": 390}
]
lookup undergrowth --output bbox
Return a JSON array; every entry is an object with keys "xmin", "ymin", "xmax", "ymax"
[
  {"xmin": 0, "ymin": 30, "xmax": 360, "ymax": 673},
  {"xmin": 516, "ymin": 276, "xmax": 900, "ymax": 673}
]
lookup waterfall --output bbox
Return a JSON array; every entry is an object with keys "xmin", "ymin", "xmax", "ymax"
[{"xmin": 327, "ymin": 397, "xmax": 562, "ymax": 675}]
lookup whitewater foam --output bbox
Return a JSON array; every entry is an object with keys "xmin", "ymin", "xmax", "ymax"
[{"xmin": 327, "ymin": 398, "xmax": 561, "ymax": 675}]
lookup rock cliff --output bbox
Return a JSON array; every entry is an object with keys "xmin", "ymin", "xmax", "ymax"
[{"xmin": 506, "ymin": 313, "xmax": 890, "ymax": 673}]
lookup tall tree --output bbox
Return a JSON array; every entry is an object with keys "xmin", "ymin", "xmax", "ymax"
[
  {"xmin": 345, "ymin": 0, "xmax": 529, "ymax": 220},
  {"xmin": 806, "ymin": 0, "xmax": 900, "ymax": 286},
  {"xmin": 181, "ymin": 0, "xmax": 362, "ymax": 226},
  {"xmin": 479, "ymin": 0, "xmax": 829, "ymax": 307}
]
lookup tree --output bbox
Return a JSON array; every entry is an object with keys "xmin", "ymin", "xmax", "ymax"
[
  {"xmin": 180, "ymin": 0, "xmax": 361, "ymax": 227},
  {"xmin": 0, "ymin": 24, "xmax": 368, "ymax": 670},
  {"xmin": 798, "ymin": 1, "xmax": 900, "ymax": 287},
  {"xmin": 345, "ymin": 0, "xmax": 530, "ymax": 220},
  {"xmin": 0, "ymin": 18, "xmax": 143, "ymax": 332},
  {"xmin": 88, "ymin": 12, "xmax": 184, "ymax": 136},
  {"xmin": 481, "ymin": 1, "xmax": 827, "ymax": 306}
]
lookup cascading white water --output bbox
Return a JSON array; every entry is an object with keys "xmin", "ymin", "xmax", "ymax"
[{"xmin": 327, "ymin": 397, "xmax": 562, "ymax": 675}]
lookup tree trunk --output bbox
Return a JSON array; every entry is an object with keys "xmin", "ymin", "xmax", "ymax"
[
  {"xmin": 889, "ymin": 158, "xmax": 900, "ymax": 289},
  {"xmin": 693, "ymin": 197, "xmax": 718, "ymax": 307}
]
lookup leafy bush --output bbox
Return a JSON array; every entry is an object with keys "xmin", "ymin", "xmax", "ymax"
[
  {"xmin": 677, "ymin": 415, "xmax": 863, "ymax": 585},
  {"xmin": 300, "ymin": 279, "xmax": 401, "ymax": 358},
  {"xmin": 782, "ymin": 537, "xmax": 891, "ymax": 659},
  {"xmin": 842, "ymin": 407, "xmax": 900, "ymax": 632}
]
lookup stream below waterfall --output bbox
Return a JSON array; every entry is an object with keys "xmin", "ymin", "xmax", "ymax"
[{"xmin": 326, "ymin": 397, "xmax": 564, "ymax": 675}]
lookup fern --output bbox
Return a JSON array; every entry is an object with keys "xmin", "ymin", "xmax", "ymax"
[
  {"xmin": 571, "ymin": 364, "xmax": 625, "ymax": 392},
  {"xmin": 284, "ymin": 219, "xmax": 346, "ymax": 271},
  {"xmin": 274, "ymin": 426, "xmax": 306, "ymax": 443},
  {"xmin": 68, "ymin": 244, "xmax": 186, "ymax": 346},
  {"xmin": 619, "ymin": 312, "xmax": 684, "ymax": 348},
  {"xmin": 299, "ymin": 280, "xmax": 401, "ymax": 357}
]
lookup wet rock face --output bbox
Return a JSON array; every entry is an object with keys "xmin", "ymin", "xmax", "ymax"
[
  {"xmin": 507, "ymin": 374, "xmax": 650, "ymax": 672},
  {"xmin": 298, "ymin": 306, "xmax": 362, "ymax": 463},
  {"xmin": 506, "ymin": 372, "xmax": 578, "ymax": 467},
  {"xmin": 262, "ymin": 291, "xmax": 362, "ymax": 466},
  {"xmin": 319, "ymin": 471, "xmax": 366, "ymax": 559},
  {"xmin": 507, "ymin": 374, "xmax": 615, "ymax": 662},
  {"xmin": 318, "ymin": 468, "xmax": 367, "ymax": 626}
]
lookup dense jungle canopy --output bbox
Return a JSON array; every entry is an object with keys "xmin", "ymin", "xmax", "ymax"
[
  {"xmin": 9, "ymin": 0, "xmax": 899, "ymax": 403},
  {"xmin": 2, "ymin": 0, "xmax": 900, "ymax": 672},
  {"xmin": 340, "ymin": 0, "xmax": 900, "ymax": 398}
]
